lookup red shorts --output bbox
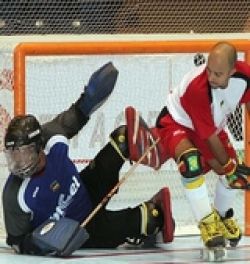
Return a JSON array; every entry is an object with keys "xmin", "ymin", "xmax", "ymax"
[{"xmin": 153, "ymin": 114, "xmax": 237, "ymax": 172}]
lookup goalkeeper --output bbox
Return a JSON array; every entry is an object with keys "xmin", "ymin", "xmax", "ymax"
[
  {"xmin": 152, "ymin": 41, "xmax": 250, "ymax": 250},
  {"xmin": 2, "ymin": 62, "xmax": 174, "ymax": 256}
]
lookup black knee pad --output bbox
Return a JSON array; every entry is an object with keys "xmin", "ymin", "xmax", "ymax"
[{"xmin": 177, "ymin": 148, "xmax": 204, "ymax": 178}]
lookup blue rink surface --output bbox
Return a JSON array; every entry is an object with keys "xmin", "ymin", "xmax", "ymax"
[{"xmin": 0, "ymin": 236, "xmax": 250, "ymax": 264}]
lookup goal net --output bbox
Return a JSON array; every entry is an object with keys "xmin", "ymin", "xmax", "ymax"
[
  {"xmin": 7, "ymin": 40, "xmax": 249, "ymax": 238},
  {"xmin": 0, "ymin": 0, "xmax": 249, "ymax": 35}
]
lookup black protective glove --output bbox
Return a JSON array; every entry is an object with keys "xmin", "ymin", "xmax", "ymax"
[{"xmin": 223, "ymin": 159, "xmax": 250, "ymax": 189}]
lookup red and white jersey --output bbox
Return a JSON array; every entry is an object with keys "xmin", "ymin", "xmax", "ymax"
[{"xmin": 166, "ymin": 61, "xmax": 250, "ymax": 140}]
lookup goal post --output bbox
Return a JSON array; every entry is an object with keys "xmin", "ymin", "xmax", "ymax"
[
  {"xmin": 13, "ymin": 40, "xmax": 250, "ymax": 235},
  {"xmin": 245, "ymin": 93, "xmax": 250, "ymax": 235}
]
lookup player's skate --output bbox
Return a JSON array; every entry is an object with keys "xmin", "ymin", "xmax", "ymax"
[
  {"xmin": 125, "ymin": 187, "xmax": 174, "ymax": 248},
  {"xmin": 199, "ymin": 210, "xmax": 227, "ymax": 262},
  {"xmin": 218, "ymin": 208, "xmax": 242, "ymax": 247}
]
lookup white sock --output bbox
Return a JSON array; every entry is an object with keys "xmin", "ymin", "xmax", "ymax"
[
  {"xmin": 184, "ymin": 182, "xmax": 212, "ymax": 222},
  {"xmin": 214, "ymin": 176, "xmax": 237, "ymax": 217}
]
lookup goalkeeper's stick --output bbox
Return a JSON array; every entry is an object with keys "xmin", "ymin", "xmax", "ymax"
[{"xmin": 80, "ymin": 137, "xmax": 160, "ymax": 227}]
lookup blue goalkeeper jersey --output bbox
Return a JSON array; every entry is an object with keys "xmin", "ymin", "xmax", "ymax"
[{"xmin": 15, "ymin": 135, "xmax": 92, "ymax": 229}]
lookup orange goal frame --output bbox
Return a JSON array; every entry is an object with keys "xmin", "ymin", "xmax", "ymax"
[{"xmin": 13, "ymin": 40, "xmax": 250, "ymax": 235}]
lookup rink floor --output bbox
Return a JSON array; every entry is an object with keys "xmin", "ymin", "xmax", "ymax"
[{"xmin": 0, "ymin": 235, "xmax": 250, "ymax": 264}]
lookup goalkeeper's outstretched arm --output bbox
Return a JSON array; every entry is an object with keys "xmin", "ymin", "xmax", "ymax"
[{"xmin": 42, "ymin": 62, "xmax": 118, "ymax": 142}]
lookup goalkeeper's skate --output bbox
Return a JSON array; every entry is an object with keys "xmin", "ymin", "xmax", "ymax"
[
  {"xmin": 199, "ymin": 210, "xmax": 227, "ymax": 262},
  {"xmin": 125, "ymin": 106, "xmax": 164, "ymax": 169},
  {"xmin": 218, "ymin": 208, "xmax": 242, "ymax": 247},
  {"xmin": 110, "ymin": 106, "xmax": 164, "ymax": 169},
  {"xmin": 125, "ymin": 187, "xmax": 174, "ymax": 248},
  {"xmin": 125, "ymin": 196, "xmax": 164, "ymax": 249}
]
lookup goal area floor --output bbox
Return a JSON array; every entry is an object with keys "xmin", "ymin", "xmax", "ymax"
[{"xmin": 0, "ymin": 235, "xmax": 249, "ymax": 264}]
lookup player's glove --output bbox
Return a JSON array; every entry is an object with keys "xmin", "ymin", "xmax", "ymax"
[
  {"xmin": 78, "ymin": 62, "xmax": 118, "ymax": 117},
  {"xmin": 223, "ymin": 158, "xmax": 250, "ymax": 189}
]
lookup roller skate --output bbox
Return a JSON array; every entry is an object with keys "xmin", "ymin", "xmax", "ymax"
[
  {"xmin": 199, "ymin": 210, "xmax": 227, "ymax": 262},
  {"xmin": 218, "ymin": 208, "xmax": 242, "ymax": 247},
  {"xmin": 125, "ymin": 187, "xmax": 174, "ymax": 248}
]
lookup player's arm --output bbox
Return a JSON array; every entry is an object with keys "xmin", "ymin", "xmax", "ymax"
[
  {"xmin": 206, "ymin": 130, "xmax": 250, "ymax": 189},
  {"xmin": 4, "ymin": 209, "xmax": 37, "ymax": 255},
  {"xmin": 4, "ymin": 195, "xmax": 77, "ymax": 256},
  {"xmin": 2, "ymin": 178, "xmax": 49, "ymax": 255},
  {"xmin": 186, "ymin": 94, "xmax": 250, "ymax": 188},
  {"xmin": 5, "ymin": 202, "xmax": 87, "ymax": 256},
  {"xmin": 206, "ymin": 133, "xmax": 230, "ymax": 173},
  {"xmin": 192, "ymin": 111, "xmax": 229, "ymax": 173},
  {"xmin": 185, "ymin": 92, "xmax": 226, "ymax": 171},
  {"xmin": 3, "ymin": 185, "xmax": 62, "ymax": 255},
  {"xmin": 6, "ymin": 231, "xmax": 50, "ymax": 255},
  {"xmin": 42, "ymin": 62, "xmax": 118, "ymax": 142},
  {"xmin": 42, "ymin": 98, "xmax": 89, "ymax": 142}
]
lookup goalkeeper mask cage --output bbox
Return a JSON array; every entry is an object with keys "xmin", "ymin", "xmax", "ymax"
[{"xmin": 4, "ymin": 115, "xmax": 43, "ymax": 179}]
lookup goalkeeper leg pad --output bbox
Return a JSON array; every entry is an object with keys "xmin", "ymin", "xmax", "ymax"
[
  {"xmin": 32, "ymin": 217, "xmax": 89, "ymax": 256},
  {"xmin": 125, "ymin": 106, "xmax": 164, "ymax": 170}
]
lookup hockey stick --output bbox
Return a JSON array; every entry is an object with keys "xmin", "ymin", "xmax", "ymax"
[{"xmin": 81, "ymin": 137, "xmax": 160, "ymax": 227}]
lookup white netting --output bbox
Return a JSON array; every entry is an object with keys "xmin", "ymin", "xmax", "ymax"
[{"xmin": 0, "ymin": 1, "xmax": 250, "ymax": 35}]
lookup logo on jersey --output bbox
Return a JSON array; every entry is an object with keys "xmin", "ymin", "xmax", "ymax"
[
  {"xmin": 51, "ymin": 175, "xmax": 81, "ymax": 220},
  {"xmin": 173, "ymin": 129, "xmax": 186, "ymax": 137},
  {"xmin": 50, "ymin": 180, "xmax": 60, "ymax": 192}
]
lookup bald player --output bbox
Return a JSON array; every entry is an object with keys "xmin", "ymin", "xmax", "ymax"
[{"xmin": 153, "ymin": 41, "xmax": 250, "ymax": 248}]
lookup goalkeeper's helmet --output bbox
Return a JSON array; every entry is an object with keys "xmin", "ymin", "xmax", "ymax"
[{"xmin": 4, "ymin": 115, "xmax": 43, "ymax": 179}]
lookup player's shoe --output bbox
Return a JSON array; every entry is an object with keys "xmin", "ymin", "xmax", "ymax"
[
  {"xmin": 218, "ymin": 208, "xmax": 242, "ymax": 247},
  {"xmin": 198, "ymin": 210, "xmax": 226, "ymax": 248}
]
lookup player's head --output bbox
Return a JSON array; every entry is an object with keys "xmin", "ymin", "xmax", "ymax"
[
  {"xmin": 4, "ymin": 114, "xmax": 43, "ymax": 179},
  {"xmin": 207, "ymin": 41, "xmax": 237, "ymax": 89}
]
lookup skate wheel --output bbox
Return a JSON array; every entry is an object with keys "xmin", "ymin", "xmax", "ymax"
[
  {"xmin": 229, "ymin": 239, "xmax": 239, "ymax": 248},
  {"xmin": 200, "ymin": 247, "xmax": 227, "ymax": 262}
]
